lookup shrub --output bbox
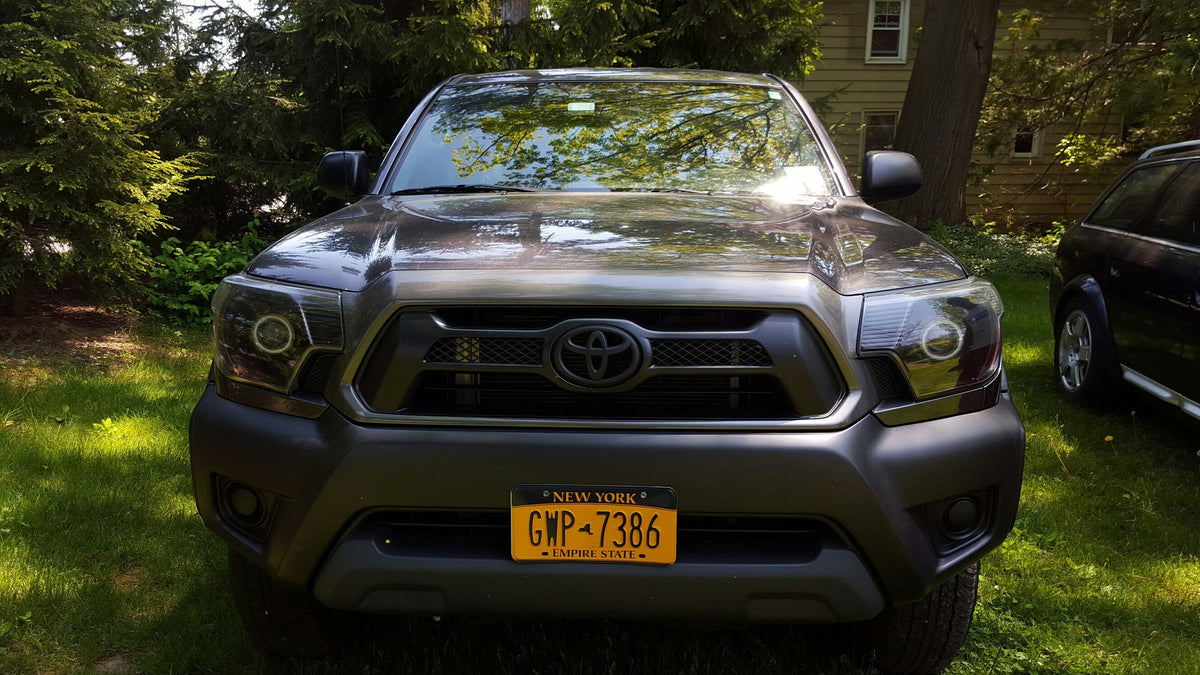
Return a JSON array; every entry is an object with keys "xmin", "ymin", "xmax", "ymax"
[
  {"xmin": 142, "ymin": 219, "xmax": 271, "ymax": 325},
  {"xmin": 926, "ymin": 220, "xmax": 1061, "ymax": 279}
]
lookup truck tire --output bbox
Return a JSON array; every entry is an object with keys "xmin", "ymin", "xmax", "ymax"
[
  {"xmin": 871, "ymin": 561, "xmax": 979, "ymax": 674},
  {"xmin": 227, "ymin": 546, "xmax": 351, "ymax": 656}
]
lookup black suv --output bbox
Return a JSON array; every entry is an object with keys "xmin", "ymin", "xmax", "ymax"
[
  {"xmin": 190, "ymin": 69, "xmax": 1025, "ymax": 673},
  {"xmin": 1051, "ymin": 140, "xmax": 1200, "ymax": 420}
]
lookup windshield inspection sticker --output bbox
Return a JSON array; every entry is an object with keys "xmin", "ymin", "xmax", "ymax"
[
  {"xmin": 767, "ymin": 90, "xmax": 782, "ymax": 100},
  {"xmin": 567, "ymin": 101, "xmax": 596, "ymax": 113}
]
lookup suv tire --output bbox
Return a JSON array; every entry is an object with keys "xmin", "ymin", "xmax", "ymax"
[
  {"xmin": 227, "ymin": 547, "xmax": 351, "ymax": 656},
  {"xmin": 870, "ymin": 561, "xmax": 979, "ymax": 675},
  {"xmin": 1054, "ymin": 296, "xmax": 1117, "ymax": 406}
]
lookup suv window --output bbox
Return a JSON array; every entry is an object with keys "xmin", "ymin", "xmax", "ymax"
[
  {"xmin": 387, "ymin": 82, "xmax": 834, "ymax": 198},
  {"xmin": 1142, "ymin": 161, "xmax": 1200, "ymax": 246},
  {"xmin": 1088, "ymin": 163, "xmax": 1182, "ymax": 230}
]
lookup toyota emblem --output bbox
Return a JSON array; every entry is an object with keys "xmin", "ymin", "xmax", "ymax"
[{"xmin": 552, "ymin": 325, "xmax": 641, "ymax": 388}]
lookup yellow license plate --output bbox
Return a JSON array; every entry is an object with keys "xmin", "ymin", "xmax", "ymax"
[{"xmin": 510, "ymin": 485, "xmax": 677, "ymax": 565}]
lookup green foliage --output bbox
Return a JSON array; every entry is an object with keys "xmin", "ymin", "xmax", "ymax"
[
  {"xmin": 640, "ymin": 0, "xmax": 822, "ymax": 79},
  {"xmin": 155, "ymin": 0, "xmax": 824, "ymax": 240},
  {"xmin": 927, "ymin": 220, "xmax": 1060, "ymax": 279},
  {"xmin": 1056, "ymin": 133, "xmax": 1124, "ymax": 169},
  {"xmin": 507, "ymin": 0, "xmax": 659, "ymax": 69},
  {"xmin": 982, "ymin": 1, "xmax": 1200, "ymax": 163},
  {"xmin": 0, "ymin": 0, "xmax": 195, "ymax": 307},
  {"xmin": 142, "ymin": 219, "xmax": 271, "ymax": 325}
]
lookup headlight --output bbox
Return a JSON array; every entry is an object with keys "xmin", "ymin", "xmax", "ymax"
[
  {"xmin": 858, "ymin": 279, "xmax": 1003, "ymax": 400},
  {"xmin": 212, "ymin": 274, "xmax": 343, "ymax": 393}
]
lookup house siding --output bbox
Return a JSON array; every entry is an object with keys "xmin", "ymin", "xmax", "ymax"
[{"xmin": 803, "ymin": 1, "xmax": 1125, "ymax": 229}]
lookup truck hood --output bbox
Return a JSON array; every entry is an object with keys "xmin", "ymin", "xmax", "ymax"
[{"xmin": 246, "ymin": 193, "xmax": 965, "ymax": 295}]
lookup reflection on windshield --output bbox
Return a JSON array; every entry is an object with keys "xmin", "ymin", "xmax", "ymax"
[{"xmin": 387, "ymin": 82, "xmax": 834, "ymax": 198}]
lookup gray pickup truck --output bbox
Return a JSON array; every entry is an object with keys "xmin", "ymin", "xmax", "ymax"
[{"xmin": 190, "ymin": 68, "xmax": 1024, "ymax": 674}]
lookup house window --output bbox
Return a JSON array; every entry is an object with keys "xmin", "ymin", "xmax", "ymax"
[
  {"xmin": 862, "ymin": 111, "xmax": 899, "ymax": 156},
  {"xmin": 866, "ymin": 0, "xmax": 909, "ymax": 63},
  {"xmin": 1013, "ymin": 129, "xmax": 1042, "ymax": 158},
  {"xmin": 1107, "ymin": 9, "xmax": 1155, "ymax": 46}
]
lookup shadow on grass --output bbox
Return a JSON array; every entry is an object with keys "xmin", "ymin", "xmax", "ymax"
[
  {"xmin": 254, "ymin": 617, "xmax": 873, "ymax": 675},
  {"xmin": 977, "ymin": 277, "xmax": 1200, "ymax": 672}
]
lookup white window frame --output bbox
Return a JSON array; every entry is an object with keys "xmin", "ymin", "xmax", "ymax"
[
  {"xmin": 1106, "ymin": 11, "xmax": 1156, "ymax": 47},
  {"xmin": 865, "ymin": 0, "xmax": 910, "ymax": 64},
  {"xmin": 861, "ymin": 110, "xmax": 900, "ymax": 158},
  {"xmin": 1012, "ymin": 128, "xmax": 1043, "ymax": 159}
]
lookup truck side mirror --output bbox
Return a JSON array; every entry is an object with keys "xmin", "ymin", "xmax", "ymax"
[
  {"xmin": 317, "ymin": 150, "xmax": 370, "ymax": 201},
  {"xmin": 860, "ymin": 150, "xmax": 922, "ymax": 204}
]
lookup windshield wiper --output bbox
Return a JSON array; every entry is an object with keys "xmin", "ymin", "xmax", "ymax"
[
  {"xmin": 641, "ymin": 188, "xmax": 715, "ymax": 195},
  {"xmin": 614, "ymin": 188, "xmax": 744, "ymax": 196},
  {"xmin": 390, "ymin": 184, "xmax": 544, "ymax": 196}
]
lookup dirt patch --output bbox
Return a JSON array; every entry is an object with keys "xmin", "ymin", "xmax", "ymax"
[
  {"xmin": 89, "ymin": 654, "xmax": 139, "ymax": 674},
  {"xmin": 0, "ymin": 290, "xmax": 144, "ymax": 367},
  {"xmin": 113, "ymin": 568, "xmax": 144, "ymax": 592}
]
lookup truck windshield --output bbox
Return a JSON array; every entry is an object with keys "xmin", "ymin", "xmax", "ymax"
[{"xmin": 385, "ymin": 81, "xmax": 835, "ymax": 199}]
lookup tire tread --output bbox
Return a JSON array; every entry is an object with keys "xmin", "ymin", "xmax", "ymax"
[
  {"xmin": 872, "ymin": 561, "xmax": 979, "ymax": 674},
  {"xmin": 227, "ymin": 547, "xmax": 350, "ymax": 656}
]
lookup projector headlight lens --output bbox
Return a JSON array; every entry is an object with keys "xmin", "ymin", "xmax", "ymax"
[
  {"xmin": 859, "ymin": 279, "xmax": 1004, "ymax": 400},
  {"xmin": 211, "ymin": 275, "xmax": 343, "ymax": 393}
]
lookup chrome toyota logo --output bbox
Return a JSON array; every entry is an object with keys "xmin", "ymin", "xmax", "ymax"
[{"xmin": 552, "ymin": 325, "xmax": 641, "ymax": 388}]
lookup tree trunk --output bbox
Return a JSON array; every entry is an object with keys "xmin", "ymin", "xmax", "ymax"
[
  {"xmin": 888, "ymin": 0, "xmax": 1000, "ymax": 229},
  {"xmin": 0, "ymin": 276, "xmax": 33, "ymax": 317}
]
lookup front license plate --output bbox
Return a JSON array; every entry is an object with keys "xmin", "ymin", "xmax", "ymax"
[{"xmin": 510, "ymin": 485, "xmax": 677, "ymax": 565}]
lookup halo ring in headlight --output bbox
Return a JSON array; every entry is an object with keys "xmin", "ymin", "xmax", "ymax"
[
  {"xmin": 921, "ymin": 320, "xmax": 965, "ymax": 361},
  {"xmin": 251, "ymin": 314, "xmax": 294, "ymax": 355}
]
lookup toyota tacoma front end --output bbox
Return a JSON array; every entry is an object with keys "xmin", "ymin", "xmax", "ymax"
[{"xmin": 190, "ymin": 69, "xmax": 1024, "ymax": 674}]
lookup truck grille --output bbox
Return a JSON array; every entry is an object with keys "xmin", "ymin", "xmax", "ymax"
[
  {"xmin": 423, "ymin": 337, "xmax": 772, "ymax": 368},
  {"xmin": 355, "ymin": 306, "xmax": 843, "ymax": 422}
]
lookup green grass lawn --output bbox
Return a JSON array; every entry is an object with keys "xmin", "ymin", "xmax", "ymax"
[{"xmin": 1, "ymin": 276, "xmax": 1197, "ymax": 674}]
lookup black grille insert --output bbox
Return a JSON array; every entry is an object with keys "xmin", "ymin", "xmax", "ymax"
[
  {"xmin": 425, "ymin": 337, "xmax": 544, "ymax": 365},
  {"xmin": 866, "ymin": 357, "xmax": 908, "ymax": 399},
  {"xmin": 298, "ymin": 352, "xmax": 338, "ymax": 395},
  {"xmin": 403, "ymin": 372, "xmax": 796, "ymax": 419},
  {"xmin": 357, "ymin": 511, "xmax": 832, "ymax": 564},
  {"xmin": 651, "ymin": 339, "xmax": 772, "ymax": 367}
]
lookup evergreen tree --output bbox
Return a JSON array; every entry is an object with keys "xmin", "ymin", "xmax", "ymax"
[
  {"xmin": 0, "ymin": 0, "xmax": 193, "ymax": 313},
  {"xmin": 159, "ymin": 0, "xmax": 824, "ymax": 238}
]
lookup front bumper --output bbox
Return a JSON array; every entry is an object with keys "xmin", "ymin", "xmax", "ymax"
[{"xmin": 190, "ymin": 383, "xmax": 1024, "ymax": 623}]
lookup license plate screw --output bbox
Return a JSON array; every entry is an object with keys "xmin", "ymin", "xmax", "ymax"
[
  {"xmin": 543, "ymin": 490, "xmax": 550, "ymax": 497},
  {"xmin": 640, "ymin": 491, "xmax": 647, "ymax": 498}
]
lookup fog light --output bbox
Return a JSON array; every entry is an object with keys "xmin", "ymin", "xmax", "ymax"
[
  {"xmin": 919, "ymin": 490, "xmax": 993, "ymax": 557},
  {"xmin": 941, "ymin": 497, "xmax": 981, "ymax": 537},
  {"xmin": 230, "ymin": 487, "xmax": 261, "ymax": 517},
  {"xmin": 222, "ymin": 481, "xmax": 265, "ymax": 527}
]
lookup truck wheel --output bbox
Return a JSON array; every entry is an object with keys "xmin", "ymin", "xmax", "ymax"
[
  {"xmin": 870, "ymin": 561, "xmax": 979, "ymax": 675},
  {"xmin": 1054, "ymin": 296, "xmax": 1117, "ymax": 406},
  {"xmin": 227, "ymin": 546, "xmax": 351, "ymax": 656}
]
